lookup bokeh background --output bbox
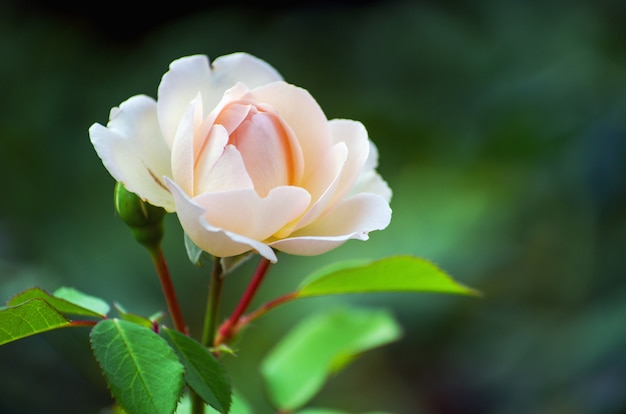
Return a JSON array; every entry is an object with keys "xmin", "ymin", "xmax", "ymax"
[{"xmin": 1, "ymin": 0, "xmax": 625, "ymax": 413}]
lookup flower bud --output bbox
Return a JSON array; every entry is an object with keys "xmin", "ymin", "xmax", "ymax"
[{"xmin": 114, "ymin": 182, "xmax": 166, "ymax": 249}]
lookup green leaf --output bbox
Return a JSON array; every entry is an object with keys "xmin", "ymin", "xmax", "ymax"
[
  {"xmin": 161, "ymin": 328, "xmax": 231, "ymax": 413},
  {"xmin": 114, "ymin": 303, "xmax": 154, "ymax": 329},
  {"xmin": 221, "ymin": 252, "xmax": 255, "ymax": 274},
  {"xmin": 184, "ymin": 233, "xmax": 212, "ymax": 267},
  {"xmin": 54, "ymin": 287, "xmax": 110, "ymax": 316},
  {"xmin": 0, "ymin": 299, "xmax": 71, "ymax": 345},
  {"xmin": 8, "ymin": 287, "xmax": 108, "ymax": 318},
  {"xmin": 261, "ymin": 307, "xmax": 402, "ymax": 411},
  {"xmin": 90, "ymin": 319, "xmax": 184, "ymax": 414},
  {"xmin": 298, "ymin": 255, "xmax": 479, "ymax": 298}
]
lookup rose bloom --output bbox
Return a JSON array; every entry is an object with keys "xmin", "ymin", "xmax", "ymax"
[{"xmin": 90, "ymin": 53, "xmax": 391, "ymax": 262}]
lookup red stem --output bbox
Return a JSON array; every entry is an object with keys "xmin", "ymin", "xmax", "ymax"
[
  {"xmin": 150, "ymin": 246, "xmax": 187, "ymax": 333},
  {"xmin": 234, "ymin": 292, "xmax": 298, "ymax": 329},
  {"xmin": 69, "ymin": 320, "xmax": 99, "ymax": 327},
  {"xmin": 216, "ymin": 257, "xmax": 272, "ymax": 344}
]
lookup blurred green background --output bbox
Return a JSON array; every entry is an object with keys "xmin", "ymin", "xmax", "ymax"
[{"xmin": 1, "ymin": 0, "xmax": 625, "ymax": 413}]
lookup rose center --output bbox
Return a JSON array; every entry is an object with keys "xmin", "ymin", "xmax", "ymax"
[{"xmin": 218, "ymin": 103, "xmax": 296, "ymax": 197}]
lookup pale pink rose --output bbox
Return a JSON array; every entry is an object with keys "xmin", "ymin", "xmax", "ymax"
[{"xmin": 90, "ymin": 53, "xmax": 391, "ymax": 262}]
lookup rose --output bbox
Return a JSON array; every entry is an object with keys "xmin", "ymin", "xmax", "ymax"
[{"xmin": 90, "ymin": 53, "xmax": 392, "ymax": 262}]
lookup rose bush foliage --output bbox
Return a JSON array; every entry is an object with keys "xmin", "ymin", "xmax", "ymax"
[{"xmin": 90, "ymin": 53, "xmax": 391, "ymax": 262}]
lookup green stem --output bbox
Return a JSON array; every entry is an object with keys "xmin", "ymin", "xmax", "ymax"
[
  {"xmin": 191, "ymin": 257, "xmax": 225, "ymax": 414},
  {"xmin": 148, "ymin": 245, "xmax": 186, "ymax": 333},
  {"xmin": 202, "ymin": 257, "xmax": 225, "ymax": 347},
  {"xmin": 190, "ymin": 390, "xmax": 204, "ymax": 414}
]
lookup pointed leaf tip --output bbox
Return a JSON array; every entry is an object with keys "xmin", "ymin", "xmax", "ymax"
[
  {"xmin": 297, "ymin": 255, "xmax": 480, "ymax": 298},
  {"xmin": 8, "ymin": 287, "xmax": 109, "ymax": 318},
  {"xmin": 0, "ymin": 299, "xmax": 71, "ymax": 345}
]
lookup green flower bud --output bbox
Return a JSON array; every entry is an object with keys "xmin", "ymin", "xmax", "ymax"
[{"xmin": 114, "ymin": 182, "xmax": 166, "ymax": 249}]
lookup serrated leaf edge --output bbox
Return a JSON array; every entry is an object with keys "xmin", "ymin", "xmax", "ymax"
[{"xmin": 90, "ymin": 319, "xmax": 185, "ymax": 414}]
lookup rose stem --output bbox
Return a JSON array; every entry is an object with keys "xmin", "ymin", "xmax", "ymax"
[
  {"xmin": 216, "ymin": 257, "xmax": 272, "ymax": 345},
  {"xmin": 190, "ymin": 257, "xmax": 225, "ymax": 414},
  {"xmin": 148, "ymin": 246, "xmax": 187, "ymax": 334},
  {"xmin": 233, "ymin": 292, "xmax": 298, "ymax": 331},
  {"xmin": 200, "ymin": 257, "xmax": 225, "ymax": 348},
  {"xmin": 69, "ymin": 320, "xmax": 99, "ymax": 327}
]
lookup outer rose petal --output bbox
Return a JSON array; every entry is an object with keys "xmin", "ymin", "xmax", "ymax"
[
  {"xmin": 170, "ymin": 94, "xmax": 202, "ymax": 195},
  {"xmin": 270, "ymin": 193, "xmax": 392, "ymax": 256},
  {"xmin": 193, "ymin": 187, "xmax": 311, "ymax": 241},
  {"xmin": 351, "ymin": 169, "xmax": 393, "ymax": 202},
  {"xmin": 289, "ymin": 142, "xmax": 348, "ymax": 232},
  {"xmin": 326, "ymin": 119, "xmax": 371, "ymax": 203},
  {"xmin": 89, "ymin": 95, "xmax": 175, "ymax": 211},
  {"xmin": 349, "ymin": 141, "xmax": 392, "ymax": 201},
  {"xmin": 158, "ymin": 53, "xmax": 282, "ymax": 148},
  {"xmin": 165, "ymin": 178, "xmax": 278, "ymax": 262}
]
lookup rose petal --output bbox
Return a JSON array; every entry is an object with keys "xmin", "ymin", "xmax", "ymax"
[
  {"xmin": 230, "ymin": 111, "xmax": 294, "ymax": 196},
  {"xmin": 199, "ymin": 83, "xmax": 251, "ymax": 142},
  {"xmin": 170, "ymin": 94, "xmax": 203, "ymax": 195},
  {"xmin": 216, "ymin": 103, "xmax": 252, "ymax": 135},
  {"xmin": 288, "ymin": 142, "xmax": 348, "ymax": 232},
  {"xmin": 245, "ymin": 82, "xmax": 332, "ymax": 177},
  {"xmin": 350, "ymin": 170, "xmax": 393, "ymax": 202},
  {"xmin": 270, "ymin": 193, "xmax": 392, "ymax": 255},
  {"xmin": 158, "ymin": 54, "xmax": 282, "ymax": 147},
  {"xmin": 363, "ymin": 138, "xmax": 382, "ymax": 171},
  {"xmin": 325, "ymin": 119, "xmax": 371, "ymax": 203},
  {"xmin": 348, "ymin": 140, "xmax": 392, "ymax": 201},
  {"xmin": 212, "ymin": 53, "xmax": 283, "ymax": 96},
  {"xmin": 89, "ymin": 94, "xmax": 174, "ymax": 211},
  {"xmin": 193, "ymin": 186, "xmax": 310, "ymax": 241},
  {"xmin": 165, "ymin": 178, "xmax": 278, "ymax": 262},
  {"xmin": 195, "ymin": 143, "xmax": 255, "ymax": 194}
]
